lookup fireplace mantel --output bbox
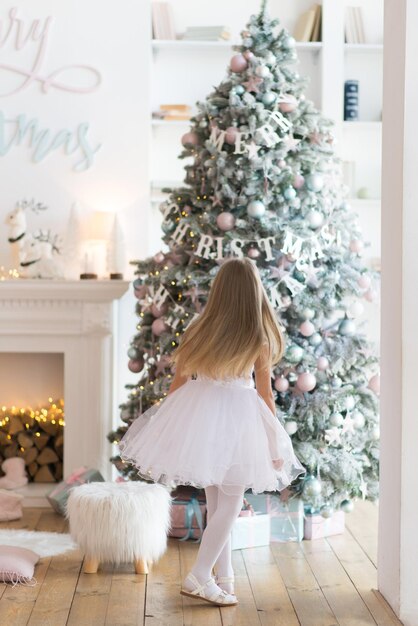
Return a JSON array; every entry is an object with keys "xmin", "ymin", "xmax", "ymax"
[{"xmin": 0, "ymin": 279, "xmax": 130, "ymax": 485}]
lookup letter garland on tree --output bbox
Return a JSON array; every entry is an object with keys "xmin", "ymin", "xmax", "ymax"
[{"xmin": 108, "ymin": 1, "xmax": 380, "ymax": 517}]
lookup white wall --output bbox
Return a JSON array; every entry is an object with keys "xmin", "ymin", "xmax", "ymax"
[
  {"xmin": 378, "ymin": 0, "xmax": 418, "ymax": 623},
  {"xmin": 0, "ymin": 0, "xmax": 151, "ymax": 408}
]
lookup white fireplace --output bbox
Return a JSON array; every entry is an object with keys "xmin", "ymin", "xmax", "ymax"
[{"xmin": 0, "ymin": 280, "xmax": 129, "ymax": 494}]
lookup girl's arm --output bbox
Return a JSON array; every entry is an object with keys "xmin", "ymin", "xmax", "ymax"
[
  {"xmin": 254, "ymin": 345, "xmax": 276, "ymax": 415},
  {"xmin": 167, "ymin": 362, "xmax": 188, "ymax": 395}
]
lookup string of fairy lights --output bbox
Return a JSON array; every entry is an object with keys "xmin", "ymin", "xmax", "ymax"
[{"xmin": 0, "ymin": 399, "xmax": 65, "ymax": 452}]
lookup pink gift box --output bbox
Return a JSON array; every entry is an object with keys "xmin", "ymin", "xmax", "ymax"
[
  {"xmin": 303, "ymin": 510, "xmax": 345, "ymax": 540},
  {"xmin": 169, "ymin": 499, "xmax": 207, "ymax": 541}
]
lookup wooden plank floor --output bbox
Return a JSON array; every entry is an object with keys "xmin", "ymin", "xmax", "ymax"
[{"xmin": 0, "ymin": 500, "xmax": 403, "ymax": 626}]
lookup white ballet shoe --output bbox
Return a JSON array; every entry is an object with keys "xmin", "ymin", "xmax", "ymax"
[
  {"xmin": 215, "ymin": 575, "xmax": 236, "ymax": 596},
  {"xmin": 180, "ymin": 572, "xmax": 238, "ymax": 606}
]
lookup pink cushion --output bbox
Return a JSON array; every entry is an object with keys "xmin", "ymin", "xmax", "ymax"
[{"xmin": 0, "ymin": 546, "xmax": 39, "ymax": 586}]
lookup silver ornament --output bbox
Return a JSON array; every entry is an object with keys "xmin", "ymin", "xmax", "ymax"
[
  {"xmin": 286, "ymin": 345, "xmax": 304, "ymax": 363},
  {"xmin": 338, "ymin": 319, "xmax": 356, "ymax": 336},
  {"xmin": 320, "ymin": 504, "xmax": 334, "ymax": 518},
  {"xmin": 303, "ymin": 476, "xmax": 322, "ymax": 497},
  {"xmin": 262, "ymin": 91, "xmax": 277, "ymax": 106},
  {"xmin": 247, "ymin": 200, "xmax": 266, "ymax": 219},
  {"xmin": 340, "ymin": 499, "xmax": 354, "ymax": 513},
  {"xmin": 309, "ymin": 332, "xmax": 322, "ymax": 346},
  {"xmin": 235, "ymin": 85, "xmax": 245, "ymax": 95},
  {"xmin": 302, "ymin": 308, "xmax": 315, "ymax": 320},
  {"xmin": 306, "ymin": 173, "xmax": 324, "ymax": 192},
  {"xmin": 283, "ymin": 186, "xmax": 297, "ymax": 200}
]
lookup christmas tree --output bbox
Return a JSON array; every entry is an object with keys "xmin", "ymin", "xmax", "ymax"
[{"xmin": 108, "ymin": 2, "xmax": 379, "ymax": 517}]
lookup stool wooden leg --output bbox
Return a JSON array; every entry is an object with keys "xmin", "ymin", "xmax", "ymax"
[
  {"xmin": 134, "ymin": 558, "xmax": 148, "ymax": 574},
  {"xmin": 84, "ymin": 556, "xmax": 99, "ymax": 574}
]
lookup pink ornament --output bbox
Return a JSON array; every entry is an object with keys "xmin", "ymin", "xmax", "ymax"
[
  {"xmin": 152, "ymin": 318, "xmax": 168, "ymax": 336},
  {"xmin": 230, "ymin": 54, "xmax": 248, "ymax": 73},
  {"xmin": 297, "ymin": 372, "xmax": 317, "ymax": 392},
  {"xmin": 300, "ymin": 320, "xmax": 315, "ymax": 337},
  {"xmin": 368, "ymin": 374, "xmax": 380, "ymax": 395},
  {"xmin": 247, "ymin": 247, "xmax": 260, "ymax": 259},
  {"xmin": 153, "ymin": 252, "xmax": 165, "ymax": 264},
  {"xmin": 216, "ymin": 212, "xmax": 236, "ymax": 231},
  {"xmin": 350, "ymin": 239, "xmax": 364, "ymax": 254},
  {"xmin": 151, "ymin": 303, "xmax": 167, "ymax": 318},
  {"xmin": 225, "ymin": 127, "xmax": 239, "ymax": 145},
  {"xmin": 293, "ymin": 173, "xmax": 305, "ymax": 189},
  {"xmin": 181, "ymin": 131, "xmax": 199, "ymax": 147},
  {"xmin": 278, "ymin": 159, "xmax": 286, "ymax": 168},
  {"xmin": 317, "ymin": 356, "xmax": 329, "ymax": 371},
  {"xmin": 128, "ymin": 359, "xmax": 143, "ymax": 373},
  {"xmin": 358, "ymin": 274, "xmax": 371, "ymax": 289},
  {"xmin": 274, "ymin": 376, "xmax": 289, "ymax": 392},
  {"xmin": 279, "ymin": 95, "xmax": 298, "ymax": 113},
  {"xmin": 183, "ymin": 205, "xmax": 192, "ymax": 215},
  {"xmin": 243, "ymin": 50, "xmax": 254, "ymax": 61}
]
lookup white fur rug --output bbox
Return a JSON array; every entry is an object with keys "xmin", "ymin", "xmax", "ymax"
[{"xmin": 0, "ymin": 530, "xmax": 77, "ymax": 557}]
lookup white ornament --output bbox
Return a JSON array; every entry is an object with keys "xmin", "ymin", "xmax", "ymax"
[
  {"xmin": 247, "ymin": 200, "xmax": 265, "ymax": 219},
  {"xmin": 284, "ymin": 420, "xmax": 298, "ymax": 435},
  {"xmin": 330, "ymin": 412, "xmax": 344, "ymax": 427},
  {"xmin": 306, "ymin": 210, "xmax": 324, "ymax": 229}
]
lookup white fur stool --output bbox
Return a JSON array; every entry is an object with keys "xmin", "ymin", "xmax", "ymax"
[{"xmin": 67, "ymin": 481, "xmax": 171, "ymax": 574}]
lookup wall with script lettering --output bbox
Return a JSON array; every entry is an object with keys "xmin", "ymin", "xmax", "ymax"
[{"xmin": 0, "ymin": 1, "xmax": 151, "ymax": 269}]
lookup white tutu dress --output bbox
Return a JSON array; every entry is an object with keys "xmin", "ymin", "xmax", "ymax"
[{"xmin": 118, "ymin": 373, "xmax": 306, "ymax": 496}]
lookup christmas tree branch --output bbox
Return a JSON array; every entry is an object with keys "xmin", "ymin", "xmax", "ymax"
[{"xmin": 260, "ymin": 0, "xmax": 268, "ymax": 14}]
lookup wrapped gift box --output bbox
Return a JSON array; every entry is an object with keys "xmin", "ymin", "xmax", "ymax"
[
  {"xmin": 169, "ymin": 496, "xmax": 207, "ymax": 541},
  {"xmin": 47, "ymin": 466, "xmax": 104, "ymax": 516},
  {"xmin": 304, "ymin": 510, "xmax": 345, "ymax": 540},
  {"xmin": 231, "ymin": 513, "xmax": 270, "ymax": 550},
  {"xmin": 245, "ymin": 494, "xmax": 304, "ymax": 542}
]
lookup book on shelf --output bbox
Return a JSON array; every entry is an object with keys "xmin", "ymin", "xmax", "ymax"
[
  {"xmin": 152, "ymin": 2, "xmax": 176, "ymax": 40},
  {"xmin": 181, "ymin": 26, "xmax": 231, "ymax": 41},
  {"xmin": 153, "ymin": 104, "xmax": 192, "ymax": 121},
  {"xmin": 345, "ymin": 7, "xmax": 366, "ymax": 44},
  {"xmin": 294, "ymin": 4, "xmax": 321, "ymax": 42}
]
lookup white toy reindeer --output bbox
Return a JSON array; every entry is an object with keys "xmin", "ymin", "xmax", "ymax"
[
  {"xmin": 5, "ymin": 199, "xmax": 63, "ymax": 278},
  {"xmin": 19, "ymin": 231, "xmax": 63, "ymax": 278},
  {"xmin": 5, "ymin": 199, "xmax": 47, "ymax": 269}
]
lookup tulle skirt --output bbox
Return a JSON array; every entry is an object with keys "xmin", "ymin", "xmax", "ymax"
[{"xmin": 118, "ymin": 376, "xmax": 306, "ymax": 496}]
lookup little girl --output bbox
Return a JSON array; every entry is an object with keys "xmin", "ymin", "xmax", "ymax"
[{"xmin": 119, "ymin": 258, "xmax": 306, "ymax": 607}]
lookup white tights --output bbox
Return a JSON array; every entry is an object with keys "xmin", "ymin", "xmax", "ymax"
[{"xmin": 187, "ymin": 485, "xmax": 245, "ymax": 594}]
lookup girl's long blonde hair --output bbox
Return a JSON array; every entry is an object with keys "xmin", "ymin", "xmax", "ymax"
[{"xmin": 172, "ymin": 258, "xmax": 285, "ymax": 379}]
